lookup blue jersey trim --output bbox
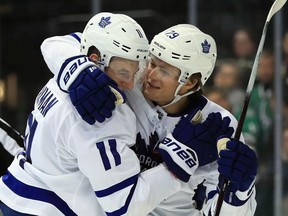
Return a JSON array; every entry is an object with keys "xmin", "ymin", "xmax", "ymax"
[
  {"xmin": 105, "ymin": 175, "xmax": 138, "ymax": 216},
  {"xmin": 2, "ymin": 170, "xmax": 77, "ymax": 216},
  {"xmin": 95, "ymin": 174, "xmax": 138, "ymax": 197},
  {"xmin": 69, "ymin": 33, "xmax": 81, "ymax": 43}
]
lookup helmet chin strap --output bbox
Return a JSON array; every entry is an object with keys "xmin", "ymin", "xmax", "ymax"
[{"xmin": 161, "ymin": 83, "xmax": 199, "ymax": 108}]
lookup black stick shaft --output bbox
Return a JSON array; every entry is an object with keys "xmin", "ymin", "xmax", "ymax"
[{"xmin": 214, "ymin": 93, "xmax": 251, "ymax": 216}]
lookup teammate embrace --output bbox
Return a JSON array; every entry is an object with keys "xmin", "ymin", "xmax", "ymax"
[{"xmin": 0, "ymin": 12, "xmax": 257, "ymax": 216}]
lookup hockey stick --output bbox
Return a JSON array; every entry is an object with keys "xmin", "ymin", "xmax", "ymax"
[{"xmin": 214, "ymin": 0, "xmax": 287, "ymax": 215}]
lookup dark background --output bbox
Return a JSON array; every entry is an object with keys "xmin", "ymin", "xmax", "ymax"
[{"xmin": 0, "ymin": 1, "xmax": 288, "ymax": 216}]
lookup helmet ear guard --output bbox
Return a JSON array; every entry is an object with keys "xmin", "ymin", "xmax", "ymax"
[
  {"xmin": 81, "ymin": 12, "xmax": 149, "ymax": 70},
  {"xmin": 149, "ymin": 24, "xmax": 217, "ymax": 86}
]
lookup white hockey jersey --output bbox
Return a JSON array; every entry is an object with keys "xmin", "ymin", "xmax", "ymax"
[
  {"xmin": 125, "ymin": 84, "xmax": 257, "ymax": 216},
  {"xmin": 0, "ymin": 34, "xmax": 182, "ymax": 215},
  {"xmin": 1, "ymin": 32, "xmax": 256, "ymax": 216}
]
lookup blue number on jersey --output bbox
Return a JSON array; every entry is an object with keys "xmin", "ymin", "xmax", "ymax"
[
  {"xmin": 24, "ymin": 113, "xmax": 38, "ymax": 162},
  {"xmin": 96, "ymin": 139, "xmax": 121, "ymax": 170}
]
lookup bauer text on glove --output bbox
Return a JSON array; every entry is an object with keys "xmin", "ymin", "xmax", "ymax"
[{"xmin": 58, "ymin": 55, "xmax": 125, "ymax": 124}]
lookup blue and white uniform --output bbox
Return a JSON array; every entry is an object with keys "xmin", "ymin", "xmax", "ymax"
[
  {"xmin": 42, "ymin": 33, "xmax": 257, "ymax": 216},
  {"xmin": 125, "ymin": 84, "xmax": 257, "ymax": 216},
  {"xmin": 0, "ymin": 33, "xmax": 256, "ymax": 216}
]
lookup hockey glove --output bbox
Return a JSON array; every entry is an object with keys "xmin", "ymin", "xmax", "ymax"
[
  {"xmin": 158, "ymin": 133, "xmax": 199, "ymax": 182},
  {"xmin": 217, "ymin": 138, "xmax": 257, "ymax": 205},
  {"xmin": 57, "ymin": 55, "xmax": 125, "ymax": 124},
  {"xmin": 173, "ymin": 112, "xmax": 234, "ymax": 167},
  {"xmin": 158, "ymin": 112, "xmax": 234, "ymax": 182}
]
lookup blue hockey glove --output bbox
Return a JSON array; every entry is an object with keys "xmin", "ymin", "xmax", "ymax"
[
  {"xmin": 158, "ymin": 133, "xmax": 199, "ymax": 182},
  {"xmin": 217, "ymin": 138, "xmax": 257, "ymax": 206},
  {"xmin": 57, "ymin": 55, "xmax": 125, "ymax": 124},
  {"xmin": 218, "ymin": 138, "xmax": 257, "ymax": 192},
  {"xmin": 172, "ymin": 112, "xmax": 234, "ymax": 166},
  {"xmin": 158, "ymin": 112, "xmax": 234, "ymax": 182}
]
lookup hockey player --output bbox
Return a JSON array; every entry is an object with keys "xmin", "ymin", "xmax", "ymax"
[
  {"xmin": 35, "ymin": 23, "xmax": 257, "ymax": 215},
  {"xmin": 137, "ymin": 25, "xmax": 257, "ymax": 215},
  {"xmin": 0, "ymin": 13, "xmax": 234, "ymax": 216}
]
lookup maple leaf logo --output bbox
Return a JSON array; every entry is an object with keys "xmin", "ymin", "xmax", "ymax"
[
  {"xmin": 98, "ymin": 16, "xmax": 111, "ymax": 28},
  {"xmin": 201, "ymin": 39, "xmax": 211, "ymax": 54}
]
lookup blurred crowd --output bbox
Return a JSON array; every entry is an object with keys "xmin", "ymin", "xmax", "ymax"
[{"xmin": 203, "ymin": 27, "xmax": 288, "ymax": 216}]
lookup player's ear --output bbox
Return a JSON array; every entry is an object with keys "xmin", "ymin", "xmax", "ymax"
[
  {"xmin": 184, "ymin": 77, "xmax": 198, "ymax": 90},
  {"xmin": 89, "ymin": 53, "xmax": 100, "ymax": 62},
  {"xmin": 185, "ymin": 73, "xmax": 202, "ymax": 91}
]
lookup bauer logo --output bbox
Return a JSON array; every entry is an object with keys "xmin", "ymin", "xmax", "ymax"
[
  {"xmin": 162, "ymin": 137, "xmax": 197, "ymax": 168},
  {"xmin": 63, "ymin": 57, "xmax": 89, "ymax": 86},
  {"xmin": 201, "ymin": 39, "xmax": 211, "ymax": 54},
  {"xmin": 154, "ymin": 41, "xmax": 166, "ymax": 50},
  {"xmin": 98, "ymin": 16, "xmax": 111, "ymax": 28}
]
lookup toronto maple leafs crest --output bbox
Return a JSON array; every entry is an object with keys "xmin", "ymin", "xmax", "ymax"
[
  {"xmin": 98, "ymin": 16, "xmax": 111, "ymax": 28},
  {"xmin": 201, "ymin": 39, "xmax": 211, "ymax": 54}
]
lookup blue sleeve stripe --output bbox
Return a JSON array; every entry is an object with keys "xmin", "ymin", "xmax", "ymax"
[
  {"xmin": 95, "ymin": 173, "xmax": 138, "ymax": 197},
  {"xmin": 109, "ymin": 139, "xmax": 121, "ymax": 166},
  {"xmin": 105, "ymin": 177, "xmax": 138, "ymax": 216},
  {"xmin": 69, "ymin": 33, "xmax": 81, "ymax": 43},
  {"xmin": 2, "ymin": 170, "xmax": 77, "ymax": 216}
]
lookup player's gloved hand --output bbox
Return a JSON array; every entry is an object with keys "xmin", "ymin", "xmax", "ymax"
[
  {"xmin": 158, "ymin": 112, "xmax": 234, "ymax": 182},
  {"xmin": 173, "ymin": 111, "xmax": 234, "ymax": 167},
  {"xmin": 217, "ymin": 138, "xmax": 257, "ymax": 205},
  {"xmin": 57, "ymin": 55, "xmax": 125, "ymax": 124}
]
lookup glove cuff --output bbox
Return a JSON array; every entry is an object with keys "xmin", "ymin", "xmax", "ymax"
[
  {"xmin": 158, "ymin": 133, "xmax": 199, "ymax": 182},
  {"xmin": 224, "ymin": 180, "xmax": 256, "ymax": 206},
  {"xmin": 57, "ymin": 55, "xmax": 96, "ymax": 92},
  {"xmin": 234, "ymin": 178, "xmax": 256, "ymax": 200}
]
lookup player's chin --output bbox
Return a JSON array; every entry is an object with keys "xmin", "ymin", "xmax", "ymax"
[{"xmin": 142, "ymin": 86, "xmax": 158, "ymax": 101}]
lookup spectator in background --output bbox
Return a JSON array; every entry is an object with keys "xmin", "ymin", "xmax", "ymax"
[
  {"xmin": 232, "ymin": 27, "xmax": 257, "ymax": 89},
  {"xmin": 211, "ymin": 59, "xmax": 245, "ymax": 115},
  {"xmin": 281, "ymin": 31, "xmax": 288, "ymax": 216},
  {"xmin": 282, "ymin": 127, "xmax": 288, "ymax": 216},
  {"xmin": 283, "ymin": 31, "xmax": 288, "ymax": 72},
  {"xmin": 282, "ymin": 31, "xmax": 288, "ymax": 125},
  {"xmin": 235, "ymin": 49, "xmax": 274, "ymax": 151}
]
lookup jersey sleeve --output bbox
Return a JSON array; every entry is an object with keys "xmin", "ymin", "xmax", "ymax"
[
  {"xmin": 40, "ymin": 33, "xmax": 82, "ymax": 76},
  {"xmin": 67, "ymin": 108, "xmax": 181, "ymax": 216}
]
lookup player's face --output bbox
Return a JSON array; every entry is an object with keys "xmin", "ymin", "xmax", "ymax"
[
  {"xmin": 142, "ymin": 56, "xmax": 181, "ymax": 106},
  {"xmin": 106, "ymin": 57, "xmax": 139, "ymax": 90}
]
